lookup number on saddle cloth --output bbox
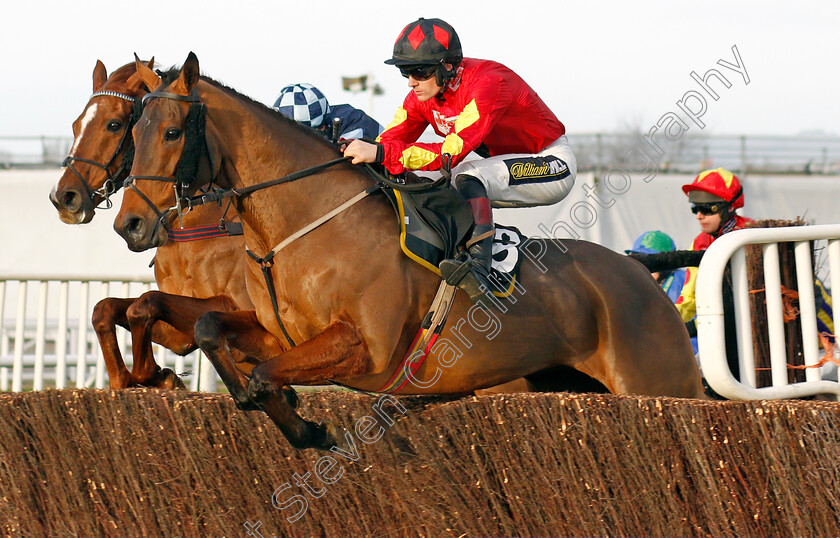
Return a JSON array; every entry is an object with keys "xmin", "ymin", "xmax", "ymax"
[{"xmin": 487, "ymin": 225, "xmax": 526, "ymax": 298}]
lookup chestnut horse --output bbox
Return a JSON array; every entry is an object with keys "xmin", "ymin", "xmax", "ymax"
[
  {"xmin": 49, "ymin": 59, "xmax": 254, "ymax": 388},
  {"xmin": 115, "ymin": 53, "xmax": 704, "ymax": 449}
]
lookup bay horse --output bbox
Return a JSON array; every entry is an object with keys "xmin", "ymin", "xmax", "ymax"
[
  {"xmin": 49, "ymin": 59, "xmax": 254, "ymax": 389},
  {"xmin": 115, "ymin": 53, "xmax": 704, "ymax": 450}
]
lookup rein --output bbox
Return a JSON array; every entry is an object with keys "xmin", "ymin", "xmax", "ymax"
[
  {"xmin": 62, "ymin": 90, "xmax": 142, "ymax": 209},
  {"xmin": 183, "ymin": 156, "xmax": 355, "ymax": 207}
]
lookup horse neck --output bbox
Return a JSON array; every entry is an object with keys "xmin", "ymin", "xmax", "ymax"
[{"xmin": 205, "ymin": 85, "xmax": 371, "ymax": 253}]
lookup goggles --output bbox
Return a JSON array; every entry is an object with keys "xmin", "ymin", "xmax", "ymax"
[
  {"xmin": 399, "ymin": 64, "xmax": 437, "ymax": 81},
  {"xmin": 691, "ymin": 203, "xmax": 728, "ymax": 216}
]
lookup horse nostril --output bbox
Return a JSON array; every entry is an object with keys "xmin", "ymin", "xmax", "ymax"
[
  {"xmin": 61, "ymin": 189, "xmax": 82, "ymax": 212},
  {"xmin": 124, "ymin": 216, "xmax": 146, "ymax": 239}
]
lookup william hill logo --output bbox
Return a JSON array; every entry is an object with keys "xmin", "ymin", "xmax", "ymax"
[{"xmin": 505, "ymin": 156, "xmax": 569, "ymax": 184}]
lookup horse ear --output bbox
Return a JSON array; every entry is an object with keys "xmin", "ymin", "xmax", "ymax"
[
  {"xmin": 134, "ymin": 53, "xmax": 162, "ymax": 92},
  {"xmin": 173, "ymin": 51, "xmax": 200, "ymax": 95},
  {"xmin": 93, "ymin": 60, "xmax": 107, "ymax": 92}
]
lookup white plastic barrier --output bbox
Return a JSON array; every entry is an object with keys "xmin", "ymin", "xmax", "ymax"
[
  {"xmin": 696, "ymin": 225, "xmax": 840, "ymax": 400},
  {"xmin": 0, "ymin": 274, "xmax": 218, "ymax": 392}
]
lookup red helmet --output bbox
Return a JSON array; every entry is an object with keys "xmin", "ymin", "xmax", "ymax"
[
  {"xmin": 385, "ymin": 18, "xmax": 462, "ymax": 67},
  {"xmin": 682, "ymin": 168, "xmax": 744, "ymax": 209}
]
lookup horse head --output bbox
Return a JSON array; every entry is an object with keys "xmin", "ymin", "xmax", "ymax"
[
  {"xmin": 115, "ymin": 52, "xmax": 222, "ymax": 251},
  {"xmin": 50, "ymin": 57, "xmax": 154, "ymax": 224}
]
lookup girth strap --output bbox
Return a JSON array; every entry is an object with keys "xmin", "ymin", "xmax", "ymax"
[
  {"xmin": 246, "ymin": 249, "xmax": 297, "ymax": 349},
  {"xmin": 244, "ymin": 185, "xmax": 378, "ymax": 350}
]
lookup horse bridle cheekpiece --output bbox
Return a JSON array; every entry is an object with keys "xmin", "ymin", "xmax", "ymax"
[
  {"xmin": 124, "ymin": 88, "xmax": 209, "ymax": 231},
  {"xmin": 62, "ymin": 90, "xmax": 142, "ymax": 208}
]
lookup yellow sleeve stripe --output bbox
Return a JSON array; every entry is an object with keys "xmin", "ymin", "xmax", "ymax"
[
  {"xmin": 676, "ymin": 266, "xmax": 698, "ymax": 322},
  {"xmin": 400, "ymin": 146, "xmax": 439, "ymax": 170},
  {"xmin": 377, "ymin": 107, "xmax": 408, "ymax": 142},
  {"xmin": 441, "ymin": 133, "xmax": 464, "ymax": 157},
  {"xmin": 453, "ymin": 99, "xmax": 480, "ymax": 132}
]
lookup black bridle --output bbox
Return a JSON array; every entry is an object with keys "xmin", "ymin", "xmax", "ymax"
[
  {"xmin": 62, "ymin": 90, "xmax": 143, "ymax": 209},
  {"xmin": 123, "ymin": 89, "xmax": 211, "ymax": 234}
]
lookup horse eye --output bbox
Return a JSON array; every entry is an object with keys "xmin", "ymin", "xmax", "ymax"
[
  {"xmin": 107, "ymin": 121, "xmax": 123, "ymax": 132},
  {"xmin": 164, "ymin": 128, "xmax": 182, "ymax": 141}
]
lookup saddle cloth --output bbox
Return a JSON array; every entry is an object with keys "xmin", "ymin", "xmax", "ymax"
[{"xmin": 382, "ymin": 187, "xmax": 527, "ymax": 298}]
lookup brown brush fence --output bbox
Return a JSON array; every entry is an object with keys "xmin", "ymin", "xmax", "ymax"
[
  {"xmin": 744, "ymin": 219, "xmax": 812, "ymax": 387},
  {"xmin": 1, "ymin": 389, "xmax": 839, "ymax": 537}
]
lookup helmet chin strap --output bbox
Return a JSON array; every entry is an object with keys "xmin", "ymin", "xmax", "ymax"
[
  {"xmin": 435, "ymin": 62, "xmax": 457, "ymax": 88},
  {"xmin": 714, "ymin": 208, "xmax": 737, "ymax": 237}
]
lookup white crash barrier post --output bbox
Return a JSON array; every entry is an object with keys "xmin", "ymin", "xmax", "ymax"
[
  {"xmin": 0, "ymin": 274, "xmax": 219, "ymax": 392},
  {"xmin": 696, "ymin": 225, "xmax": 840, "ymax": 400}
]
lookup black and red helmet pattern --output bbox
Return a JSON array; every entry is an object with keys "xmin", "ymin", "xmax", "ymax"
[{"xmin": 385, "ymin": 18, "xmax": 463, "ymax": 67}]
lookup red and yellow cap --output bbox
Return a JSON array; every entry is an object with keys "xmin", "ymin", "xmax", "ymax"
[{"xmin": 682, "ymin": 168, "xmax": 744, "ymax": 208}]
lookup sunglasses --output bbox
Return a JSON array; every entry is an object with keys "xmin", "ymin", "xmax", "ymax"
[
  {"xmin": 399, "ymin": 65, "xmax": 437, "ymax": 81},
  {"xmin": 691, "ymin": 203, "xmax": 727, "ymax": 216}
]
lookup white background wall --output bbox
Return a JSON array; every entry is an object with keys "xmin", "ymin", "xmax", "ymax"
[
  {"xmin": 501, "ymin": 171, "xmax": 840, "ymax": 254},
  {"xmin": 1, "ymin": 170, "xmax": 154, "ymax": 277},
  {"xmin": 2, "ymin": 168, "xmax": 839, "ymax": 277}
]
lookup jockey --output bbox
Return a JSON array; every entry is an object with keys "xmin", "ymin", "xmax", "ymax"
[
  {"xmin": 274, "ymin": 83, "xmax": 383, "ymax": 141},
  {"xmin": 343, "ymin": 17, "xmax": 576, "ymax": 303},
  {"xmin": 625, "ymin": 231, "xmax": 686, "ymax": 304},
  {"xmin": 676, "ymin": 168, "xmax": 753, "ymax": 322}
]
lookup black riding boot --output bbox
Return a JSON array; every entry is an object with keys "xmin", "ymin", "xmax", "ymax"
[{"xmin": 439, "ymin": 175, "xmax": 495, "ymax": 304}]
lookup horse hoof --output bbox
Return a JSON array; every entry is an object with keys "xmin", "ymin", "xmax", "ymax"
[
  {"xmin": 149, "ymin": 368, "xmax": 186, "ymax": 390},
  {"xmin": 233, "ymin": 396, "xmax": 260, "ymax": 412},
  {"xmin": 320, "ymin": 421, "xmax": 347, "ymax": 452},
  {"xmin": 281, "ymin": 386, "xmax": 299, "ymax": 409},
  {"xmin": 109, "ymin": 373, "xmax": 137, "ymax": 389}
]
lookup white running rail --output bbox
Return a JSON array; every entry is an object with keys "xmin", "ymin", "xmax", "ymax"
[
  {"xmin": 0, "ymin": 273, "xmax": 218, "ymax": 392},
  {"xmin": 696, "ymin": 225, "xmax": 840, "ymax": 400}
]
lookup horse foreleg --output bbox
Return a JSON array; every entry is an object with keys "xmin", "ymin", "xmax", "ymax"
[
  {"xmin": 247, "ymin": 320, "xmax": 371, "ymax": 451},
  {"xmin": 125, "ymin": 291, "xmax": 238, "ymax": 387},
  {"xmin": 91, "ymin": 297, "xmax": 135, "ymax": 388},
  {"xmin": 194, "ymin": 310, "xmax": 287, "ymax": 410}
]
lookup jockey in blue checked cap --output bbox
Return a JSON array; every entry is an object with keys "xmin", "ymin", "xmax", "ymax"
[{"xmin": 273, "ymin": 83, "xmax": 383, "ymax": 141}]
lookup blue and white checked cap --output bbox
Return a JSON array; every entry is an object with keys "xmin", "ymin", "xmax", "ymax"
[{"xmin": 273, "ymin": 83, "xmax": 331, "ymax": 128}]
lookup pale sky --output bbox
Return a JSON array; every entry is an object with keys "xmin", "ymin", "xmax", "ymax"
[{"xmin": 1, "ymin": 0, "xmax": 838, "ymax": 138}]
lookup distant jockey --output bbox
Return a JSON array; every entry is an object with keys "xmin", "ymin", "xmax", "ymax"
[
  {"xmin": 626, "ymin": 231, "xmax": 687, "ymax": 304},
  {"xmin": 676, "ymin": 168, "xmax": 753, "ymax": 322},
  {"xmin": 274, "ymin": 83, "xmax": 383, "ymax": 141}
]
